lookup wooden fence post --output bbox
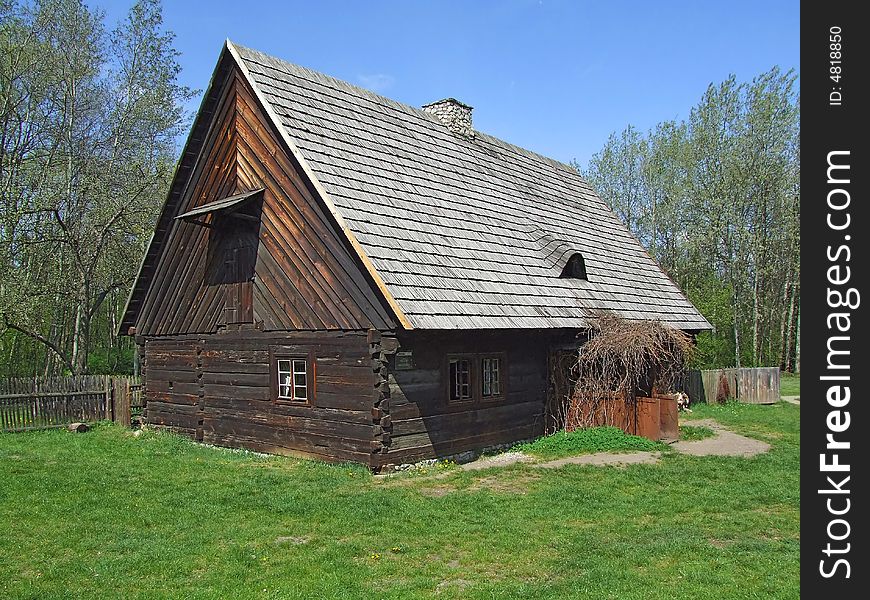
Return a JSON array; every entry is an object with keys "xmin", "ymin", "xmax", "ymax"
[
  {"xmin": 105, "ymin": 375, "xmax": 113, "ymax": 422},
  {"xmin": 113, "ymin": 377, "xmax": 132, "ymax": 428}
]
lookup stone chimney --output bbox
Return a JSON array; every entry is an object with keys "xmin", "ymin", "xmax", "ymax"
[{"xmin": 422, "ymin": 98, "xmax": 474, "ymax": 138}]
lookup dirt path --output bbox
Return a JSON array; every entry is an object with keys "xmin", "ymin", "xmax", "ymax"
[
  {"xmin": 534, "ymin": 451, "xmax": 661, "ymax": 468},
  {"xmin": 462, "ymin": 419, "xmax": 771, "ymax": 469},
  {"xmin": 460, "ymin": 451, "xmax": 534, "ymax": 471},
  {"xmin": 672, "ymin": 418, "xmax": 770, "ymax": 457},
  {"xmin": 381, "ymin": 418, "xmax": 771, "ymax": 478}
]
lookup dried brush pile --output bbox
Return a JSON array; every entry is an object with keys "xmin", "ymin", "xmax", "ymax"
[{"xmin": 563, "ymin": 311, "xmax": 695, "ymax": 430}]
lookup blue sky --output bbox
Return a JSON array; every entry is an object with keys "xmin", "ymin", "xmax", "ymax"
[{"xmin": 101, "ymin": 0, "xmax": 799, "ymax": 167}]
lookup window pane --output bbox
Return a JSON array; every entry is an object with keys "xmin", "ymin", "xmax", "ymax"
[
  {"xmin": 278, "ymin": 372, "xmax": 292, "ymax": 399},
  {"xmin": 449, "ymin": 359, "xmax": 471, "ymax": 401},
  {"xmin": 482, "ymin": 357, "xmax": 501, "ymax": 397},
  {"xmin": 277, "ymin": 358, "xmax": 310, "ymax": 401}
]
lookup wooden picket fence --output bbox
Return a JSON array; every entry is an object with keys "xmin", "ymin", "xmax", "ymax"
[
  {"xmin": 0, "ymin": 375, "xmax": 142, "ymax": 432},
  {"xmin": 683, "ymin": 367, "xmax": 780, "ymax": 405}
]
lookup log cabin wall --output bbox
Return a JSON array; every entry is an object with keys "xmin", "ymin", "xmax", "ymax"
[
  {"xmin": 382, "ymin": 331, "xmax": 555, "ymax": 466},
  {"xmin": 144, "ymin": 329, "xmax": 378, "ymax": 466}
]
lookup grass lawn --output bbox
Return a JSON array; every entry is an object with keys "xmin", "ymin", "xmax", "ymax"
[
  {"xmin": 780, "ymin": 372, "xmax": 800, "ymax": 397},
  {"xmin": 514, "ymin": 426, "xmax": 668, "ymax": 458},
  {"xmin": 0, "ymin": 402, "xmax": 799, "ymax": 599}
]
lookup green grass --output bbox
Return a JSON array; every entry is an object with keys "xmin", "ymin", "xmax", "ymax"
[
  {"xmin": 780, "ymin": 372, "xmax": 800, "ymax": 397},
  {"xmin": 514, "ymin": 426, "xmax": 668, "ymax": 458},
  {"xmin": 679, "ymin": 425, "xmax": 716, "ymax": 441},
  {"xmin": 0, "ymin": 403, "xmax": 800, "ymax": 599}
]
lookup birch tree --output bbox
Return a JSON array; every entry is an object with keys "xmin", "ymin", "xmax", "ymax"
[
  {"xmin": 0, "ymin": 0, "xmax": 193, "ymax": 375},
  {"xmin": 583, "ymin": 67, "xmax": 799, "ymax": 370}
]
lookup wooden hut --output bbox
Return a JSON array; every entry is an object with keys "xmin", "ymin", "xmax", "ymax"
[{"xmin": 121, "ymin": 41, "xmax": 711, "ymax": 470}]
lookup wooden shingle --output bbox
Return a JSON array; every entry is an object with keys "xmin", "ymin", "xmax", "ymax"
[{"xmin": 231, "ymin": 43, "xmax": 711, "ymax": 332}]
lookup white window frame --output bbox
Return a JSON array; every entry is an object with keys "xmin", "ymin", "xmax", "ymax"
[
  {"xmin": 482, "ymin": 357, "xmax": 501, "ymax": 398},
  {"xmin": 448, "ymin": 357, "xmax": 472, "ymax": 402},
  {"xmin": 276, "ymin": 356, "xmax": 310, "ymax": 403}
]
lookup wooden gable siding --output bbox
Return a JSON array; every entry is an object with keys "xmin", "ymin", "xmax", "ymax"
[
  {"xmin": 381, "ymin": 331, "xmax": 549, "ymax": 465},
  {"xmin": 144, "ymin": 330, "xmax": 378, "ymax": 466},
  {"xmin": 135, "ymin": 67, "xmax": 395, "ymax": 336},
  {"xmin": 120, "ymin": 55, "xmax": 235, "ymax": 333},
  {"xmin": 134, "ymin": 65, "xmax": 238, "ymax": 336},
  {"xmin": 231, "ymin": 74, "xmax": 394, "ymax": 331}
]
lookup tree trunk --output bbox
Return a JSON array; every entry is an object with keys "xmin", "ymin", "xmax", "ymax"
[
  {"xmin": 71, "ymin": 303, "xmax": 85, "ymax": 375},
  {"xmin": 752, "ymin": 274, "xmax": 761, "ymax": 367},
  {"xmin": 732, "ymin": 292, "xmax": 741, "ymax": 368},
  {"xmin": 778, "ymin": 280, "xmax": 791, "ymax": 369},
  {"xmin": 784, "ymin": 284, "xmax": 799, "ymax": 372},
  {"xmin": 794, "ymin": 302, "xmax": 800, "ymax": 373}
]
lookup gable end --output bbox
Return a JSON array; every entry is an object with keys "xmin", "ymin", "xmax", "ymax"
[{"xmin": 123, "ymin": 49, "xmax": 398, "ymax": 335}]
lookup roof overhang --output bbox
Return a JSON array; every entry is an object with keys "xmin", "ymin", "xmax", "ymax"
[{"xmin": 174, "ymin": 187, "xmax": 265, "ymax": 227}]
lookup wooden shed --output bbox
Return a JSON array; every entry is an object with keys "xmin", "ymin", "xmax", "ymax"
[{"xmin": 121, "ymin": 41, "xmax": 711, "ymax": 470}]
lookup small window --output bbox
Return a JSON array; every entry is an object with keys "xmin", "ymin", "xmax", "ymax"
[
  {"xmin": 481, "ymin": 357, "xmax": 501, "ymax": 398},
  {"xmin": 560, "ymin": 253, "xmax": 587, "ymax": 279},
  {"xmin": 447, "ymin": 353, "xmax": 506, "ymax": 403},
  {"xmin": 448, "ymin": 358, "xmax": 471, "ymax": 402},
  {"xmin": 274, "ymin": 354, "xmax": 312, "ymax": 404}
]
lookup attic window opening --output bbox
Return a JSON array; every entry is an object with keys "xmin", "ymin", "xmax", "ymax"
[
  {"xmin": 175, "ymin": 187, "xmax": 265, "ymax": 227},
  {"xmin": 560, "ymin": 253, "xmax": 588, "ymax": 280}
]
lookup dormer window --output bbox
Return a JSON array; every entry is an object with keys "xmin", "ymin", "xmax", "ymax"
[{"xmin": 560, "ymin": 253, "xmax": 587, "ymax": 280}]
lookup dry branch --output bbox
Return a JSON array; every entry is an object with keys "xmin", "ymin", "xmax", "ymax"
[{"xmin": 562, "ymin": 311, "xmax": 694, "ymax": 430}]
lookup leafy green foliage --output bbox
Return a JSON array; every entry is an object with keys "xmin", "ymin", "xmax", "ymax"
[
  {"xmin": 685, "ymin": 277, "xmax": 734, "ymax": 368},
  {"xmin": 0, "ymin": 0, "xmax": 195, "ymax": 376},
  {"xmin": 86, "ymin": 345, "xmax": 135, "ymax": 375},
  {"xmin": 583, "ymin": 68, "xmax": 800, "ymax": 371},
  {"xmin": 515, "ymin": 426, "xmax": 668, "ymax": 458}
]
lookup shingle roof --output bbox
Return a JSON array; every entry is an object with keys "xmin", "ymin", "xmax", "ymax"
[{"xmin": 231, "ymin": 43, "xmax": 711, "ymax": 332}]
